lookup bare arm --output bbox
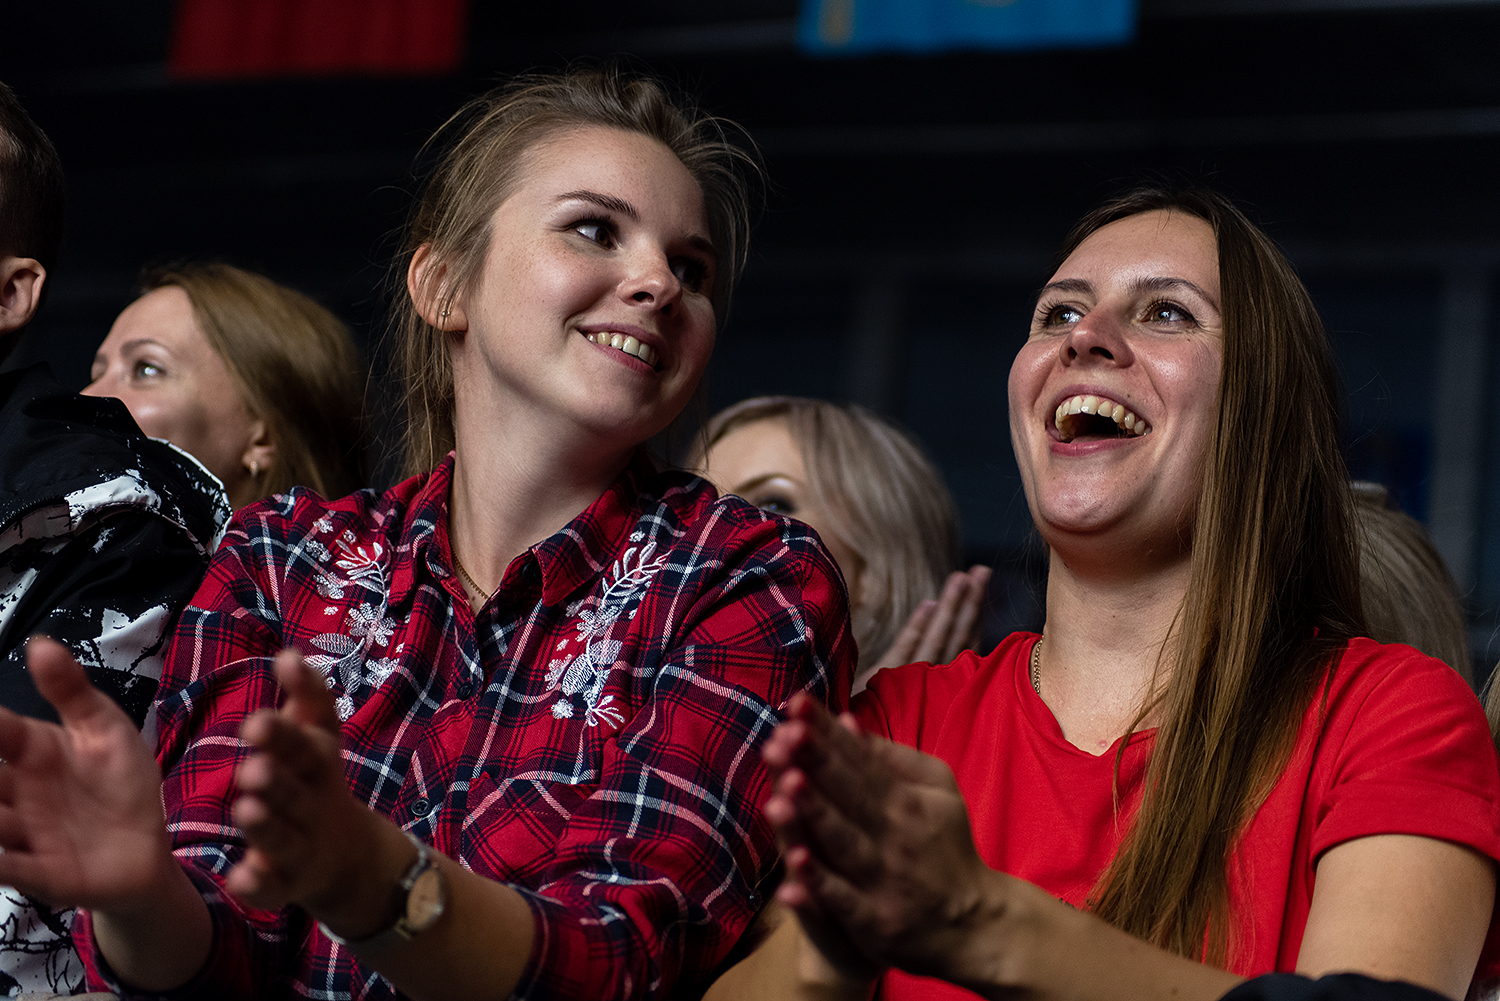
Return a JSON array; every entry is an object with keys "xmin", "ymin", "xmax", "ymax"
[
  {"xmin": 1297, "ymin": 835, "xmax": 1494, "ymax": 999},
  {"xmin": 747, "ymin": 694, "xmax": 1491, "ymax": 1001}
]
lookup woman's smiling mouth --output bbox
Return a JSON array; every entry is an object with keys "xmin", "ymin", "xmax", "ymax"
[
  {"xmin": 1053, "ymin": 394, "xmax": 1151, "ymax": 442},
  {"xmin": 584, "ymin": 330, "xmax": 660, "ymax": 368}
]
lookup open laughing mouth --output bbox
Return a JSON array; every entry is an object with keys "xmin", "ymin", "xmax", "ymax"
[
  {"xmin": 1053, "ymin": 394, "xmax": 1151, "ymax": 443},
  {"xmin": 585, "ymin": 331, "xmax": 660, "ymax": 369}
]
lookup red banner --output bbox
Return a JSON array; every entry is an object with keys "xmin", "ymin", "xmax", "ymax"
[{"xmin": 170, "ymin": 0, "xmax": 468, "ymax": 79}]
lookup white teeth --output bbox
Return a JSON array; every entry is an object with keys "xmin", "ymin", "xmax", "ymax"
[
  {"xmin": 1051, "ymin": 393, "xmax": 1151, "ymax": 443},
  {"xmin": 586, "ymin": 331, "xmax": 660, "ymax": 368}
]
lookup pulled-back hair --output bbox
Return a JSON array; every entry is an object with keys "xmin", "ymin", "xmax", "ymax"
[
  {"xmin": 144, "ymin": 263, "xmax": 368, "ymax": 501},
  {"xmin": 696, "ymin": 397, "xmax": 961, "ymax": 679},
  {"xmin": 1069, "ymin": 187, "xmax": 1366, "ymax": 966},
  {"xmin": 0, "ymin": 81, "xmax": 65, "ymax": 272},
  {"xmin": 392, "ymin": 67, "xmax": 760, "ymax": 477}
]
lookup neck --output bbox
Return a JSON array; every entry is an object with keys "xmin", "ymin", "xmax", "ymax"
[
  {"xmin": 447, "ymin": 406, "xmax": 634, "ymax": 601},
  {"xmin": 1036, "ymin": 544, "xmax": 1193, "ymax": 755}
]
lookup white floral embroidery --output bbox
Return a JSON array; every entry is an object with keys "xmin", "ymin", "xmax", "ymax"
[
  {"xmin": 304, "ymin": 538, "xmax": 398, "ymax": 720},
  {"xmin": 545, "ymin": 538, "xmax": 666, "ymax": 728}
]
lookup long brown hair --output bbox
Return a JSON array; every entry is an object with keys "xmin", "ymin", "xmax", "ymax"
[
  {"xmin": 695, "ymin": 397, "xmax": 961, "ymax": 674},
  {"xmin": 1064, "ymin": 188, "xmax": 1366, "ymax": 965},
  {"xmin": 391, "ymin": 67, "xmax": 760, "ymax": 477},
  {"xmin": 145, "ymin": 263, "xmax": 368, "ymax": 500}
]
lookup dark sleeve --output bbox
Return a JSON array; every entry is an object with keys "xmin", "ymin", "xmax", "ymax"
[
  {"xmin": 0, "ymin": 510, "xmax": 208, "ymax": 727},
  {"xmin": 1220, "ymin": 974, "xmax": 1449, "ymax": 1001}
]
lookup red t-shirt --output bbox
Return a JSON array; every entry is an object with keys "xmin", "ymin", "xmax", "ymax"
[{"xmin": 853, "ymin": 633, "xmax": 1500, "ymax": 999}]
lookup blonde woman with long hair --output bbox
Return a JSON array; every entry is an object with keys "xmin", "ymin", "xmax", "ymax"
[
  {"xmin": 710, "ymin": 187, "xmax": 1500, "ymax": 1001},
  {"xmin": 696, "ymin": 397, "xmax": 990, "ymax": 692}
]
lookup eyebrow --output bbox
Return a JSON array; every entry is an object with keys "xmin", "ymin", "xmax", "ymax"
[
  {"xmin": 556, "ymin": 189, "xmax": 718, "ymax": 261},
  {"xmin": 729, "ymin": 472, "xmax": 799, "ymax": 494},
  {"xmin": 1036, "ymin": 276, "xmax": 1220, "ymax": 311},
  {"xmin": 558, "ymin": 189, "xmax": 639, "ymax": 220}
]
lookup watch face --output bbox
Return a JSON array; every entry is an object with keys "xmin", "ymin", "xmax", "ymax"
[{"xmin": 405, "ymin": 867, "xmax": 446, "ymax": 933}]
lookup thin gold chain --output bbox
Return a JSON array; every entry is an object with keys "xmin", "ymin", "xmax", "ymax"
[
  {"xmin": 1030, "ymin": 636, "xmax": 1043, "ymax": 696},
  {"xmin": 452, "ymin": 551, "xmax": 494, "ymax": 602}
]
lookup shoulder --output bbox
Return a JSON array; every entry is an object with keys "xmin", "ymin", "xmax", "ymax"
[
  {"xmin": 855, "ymin": 634, "xmax": 1033, "ymax": 746},
  {"xmin": 1319, "ymin": 636, "xmax": 1483, "ymax": 733},
  {"xmin": 0, "ymin": 365, "xmax": 229, "ymax": 553}
]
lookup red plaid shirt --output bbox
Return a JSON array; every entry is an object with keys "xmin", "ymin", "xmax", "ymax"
[{"xmin": 76, "ymin": 454, "xmax": 853, "ymax": 1000}]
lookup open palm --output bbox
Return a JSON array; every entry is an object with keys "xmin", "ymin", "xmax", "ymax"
[{"xmin": 0, "ymin": 637, "xmax": 173, "ymax": 912}]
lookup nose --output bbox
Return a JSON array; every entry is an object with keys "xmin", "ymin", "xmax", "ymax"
[
  {"xmin": 1060, "ymin": 309, "xmax": 1134, "ymax": 368},
  {"xmin": 618, "ymin": 249, "xmax": 681, "ymax": 316}
]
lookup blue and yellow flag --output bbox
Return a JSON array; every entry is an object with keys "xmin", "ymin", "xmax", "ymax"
[{"xmin": 798, "ymin": 0, "xmax": 1136, "ymax": 54}]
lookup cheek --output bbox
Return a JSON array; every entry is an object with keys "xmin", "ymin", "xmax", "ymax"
[{"xmin": 1007, "ymin": 343, "xmax": 1048, "ymax": 434}]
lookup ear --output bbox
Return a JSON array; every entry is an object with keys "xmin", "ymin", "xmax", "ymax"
[
  {"xmin": 241, "ymin": 419, "xmax": 276, "ymax": 482},
  {"xmin": 0, "ymin": 256, "xmax": 47, "ymax": 336},
  {"xmin": 407, "ymin": 244, "xmax": 467, "ymax": 331}
]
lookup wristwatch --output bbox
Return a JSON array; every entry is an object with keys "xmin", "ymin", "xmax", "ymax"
[{"xmin": 319, "ymin": 831, "xmax": 447, "ymax": 950}]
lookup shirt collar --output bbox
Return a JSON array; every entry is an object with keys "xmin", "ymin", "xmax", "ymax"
[{"xmin": 392, "ymin": 450, "xmax": 661, "ymax": 610}]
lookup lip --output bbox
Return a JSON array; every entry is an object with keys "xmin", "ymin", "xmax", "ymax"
[{"xmin": 578, "ymin": 321, "xmax": 665, "ymax": 372}]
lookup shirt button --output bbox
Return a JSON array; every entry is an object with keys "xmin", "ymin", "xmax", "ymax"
[
  {"xmin": 522, "ymin": 562, "xmax": 541, "ymax": 585},
  {"xmin": 411, "ymin": 797, "xmax": 433, "ymax": 818},
  {"xmin": 457, "ymin": 680, "xmax": 477, "ymax": 700}
]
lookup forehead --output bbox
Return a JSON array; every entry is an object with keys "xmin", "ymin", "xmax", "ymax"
[
  {"xmin": 108, "ymin": 286, "xmax": 201, "ymax": 344},
  {"xmin": 1053, "ymin": 209, "xmax": 1220, "ymax": 297},
  {"xmin": 708, "ymin": 416, "xmax": 804, "ymax": 474},
  {"xmin": 507, "ymin": 125, "xmax": 708, "ymax": 232}
]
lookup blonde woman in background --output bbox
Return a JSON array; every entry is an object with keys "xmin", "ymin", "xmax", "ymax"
[
  {"xmin": 1351, "ymin": 481, "xmax": 1473, "ymax": 685},
  {"xmin": 696, "ymin": 396, "xmax": 991, "ymax": 691},
  {"xmin": 85, "ymin": 263, "xmax": 368, "ymax": 507}
]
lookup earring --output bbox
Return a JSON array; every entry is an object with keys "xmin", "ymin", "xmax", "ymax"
[
  {"xmin": 440, "ymin": 307, "xmax": 450, "ymax": 320},
  {"xmin": 249, "ymin": 460, "xmax": 260, "ymax": 478}
]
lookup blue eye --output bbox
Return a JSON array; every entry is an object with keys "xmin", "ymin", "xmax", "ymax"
[{"xmin": 132, "ymin": 360, "xmax": 164, "ymax": 379}]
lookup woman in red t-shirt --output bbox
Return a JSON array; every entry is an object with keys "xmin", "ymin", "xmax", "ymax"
[{"xmin": 707, "ymin": 187, "xmax": 1500, "ymax": 1001}]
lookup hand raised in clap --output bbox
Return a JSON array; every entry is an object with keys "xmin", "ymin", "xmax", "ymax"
[
  {"xmin": 228, "ymin": 649, "xmax": 416, "ymax": 940},
  {"xmin": 865, "ymin": 566, "xmax": 992, "ymax": 681},
  {"xmin": 0, "ymin": 636, "xmax": 175, "ymax": 912},
  {"xmin": 762, "ymin": 693, "xmax": 1006, "ymax": 992}
]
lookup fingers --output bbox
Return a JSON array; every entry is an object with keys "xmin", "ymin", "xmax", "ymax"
[
  {"xmin": 25, "ymin": 636, "xmax": 122, "ymax": 730},
  {"xmin": 769, "ymin": 694, "xmax": 892, "ymax": 830},
  {"xmin": 942, "ymin": 566, "xmax": 991, "ymax": 663},
  {"xmin": 272, "ymin": 649, "xmax": 342, "ymax": 735},
  {"xmin": 0, "ymin": 704, "xmax": 30, "ymax": 764},
  {"xmin": 868, "ymin": 601, "xmax": 937, "ymax": 674}
]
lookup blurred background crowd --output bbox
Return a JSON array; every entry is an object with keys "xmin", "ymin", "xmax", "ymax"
[{"xmin": 6, "ymin": 0, "xmax": 1500, "ymax": 676}]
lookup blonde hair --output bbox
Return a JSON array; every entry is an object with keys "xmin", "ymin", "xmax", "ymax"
[
  {"xmin": 696, "ymin": 397, "xmax": 960, "ymax": 669},
  {"xmin": 392, "ymin": 67, "xmax": 760, "ymax": 477},
  {"xmin": 1351, "ymin": 482, "xmax": 1472, "ymax": 684},
  {"xmin": 144, "ymin": 263, "xmax": 368, "ymax": 500}
]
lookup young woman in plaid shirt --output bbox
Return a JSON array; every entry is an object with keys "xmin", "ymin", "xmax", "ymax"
[{"xmin": 0, "ymin": 69, "xmax": 854, "ymax": 1001}]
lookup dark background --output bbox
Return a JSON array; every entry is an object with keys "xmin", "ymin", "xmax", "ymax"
[{"xmin": 5, "ymin": 0, "xmax": 1500, "ymax": 671}]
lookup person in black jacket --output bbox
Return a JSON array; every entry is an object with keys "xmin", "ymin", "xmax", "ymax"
[{"xmin": 0, "ymin": 79, "xmax": 228, "ymax": 998}]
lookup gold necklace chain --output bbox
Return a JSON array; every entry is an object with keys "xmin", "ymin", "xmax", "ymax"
[
  {"xmin": 452, "ymin": 551, "xmax": 494, "ymax": 602},
  {"xmin": 1030, "ymin": 636, "xmax": 1043, "ymax": 696}
]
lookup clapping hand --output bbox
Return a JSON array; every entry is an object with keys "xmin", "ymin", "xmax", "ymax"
[
  {"xmin": 762, "ymin": 693, "xmax": 1002, "ymax": 988},
  {"xmin": 866, "ymin": 566, "xmax": 992, "ymax": 679},
  {"xmin": 0, "ymin": 637, "xmax": 174, "ymax": 913},
  {"xmin": 227, "ymin": 649, "xmax": 410, "ymax": 938}
]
